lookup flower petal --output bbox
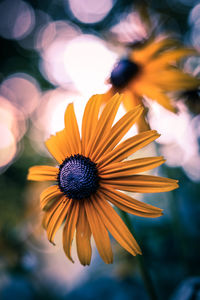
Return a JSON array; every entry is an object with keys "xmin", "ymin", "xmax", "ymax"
[
  {"xmin": 42, "ymin": 196, "xmax": 66, "ymax": 229},
  {"xmin": 122, "ymin": 89, "xmax": 141, "ymax": 111},
  {"xmin": 86, "ymin": 93, "xmax": 122, "ymax": 158},
  {"xmin": 122, "ymin": 90, "xmax": 150, "ymax": 132},
  {"xmin": 102, "ymin": 174, "xmax": 179, "ymax": 193},
  {"xmin": 99, "ymin": 186, "xmax": 163, "ymax": 218},
  {"xmin": 84, "ymin": 198, "xmax": 113, "ymax": 264},
  {"xmin": 93, "ymin": 193, "xmax": 141, "ymax": 256},
  {"xmin": 64, "ymin": 103, "xmax": 81, "ymax": 155},
  {"xmin": 81, "ymin": 94, "xmax": 102, "ymax": 155},
  {"xmin": 63, "ymin": 201, "xmax": 79, "ymax": 263},
  {"xmin": 100, "ymin": 156, "xmax": 165, "ymax": 177},
  {"xmin": 27, "ymin": 165, "xmax": 58, "ymax": 181},
  {"xmin": 146, "ymin": 69, "xmax": 200, "ymax": 92},
  {"xmin": 55, "ymin": 129, "xmax": 72, "ymax": 158},
  {"xmin": 40, "ymin": 185, "xmax": 63, "ymax": 210},
  {"xmin": 76, "ymin": 204, "xmax": 92, "ymax": 266},
  {"xmin": 145, "ymin": 48, "xmax": 198, "ymax": 71},
  {"xmin": 92, "ymin": 104, "xmax": 144, "ymax": 161},
  {"xmin": 131, "ymin": 38, "xmax": 179, "ymax": 64},
  {"xmin": 100, "ymin": 87, "xmax": 116, "ymax": 104},
  {"xmin": 46, "ymin": 197, "xmax": 72, "ymax": 244},
  {"xmin": 97, "ymin": 130, "xmax": 160, "ymax": 169},
  {"xmin": 45, "ymin": 133, "xmax": 67, "ymax": 164},
  {"xmin": 133, "ymin": 80, "xmax": 176, "ymax": 112}
]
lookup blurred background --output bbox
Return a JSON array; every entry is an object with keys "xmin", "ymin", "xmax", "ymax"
[{"xmin": 0, "ymin": 0, "xmax": 200, "ymax": 299}]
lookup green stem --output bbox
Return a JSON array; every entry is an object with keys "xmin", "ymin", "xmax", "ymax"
[{"xmin": 119, "ymin": 210, "xmax": 158, "ymax": 300}]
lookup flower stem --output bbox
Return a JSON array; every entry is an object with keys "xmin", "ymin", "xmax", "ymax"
[{"xmin": 119, "ymin": 210, "xmax": 158, "ymax": 300}]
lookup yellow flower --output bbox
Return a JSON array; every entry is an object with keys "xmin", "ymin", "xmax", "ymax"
[
  {"xmin": 103, "ymin": 37, "xmax": 200, "ymax": 131},
  {"xmin": 27, "ymin": 94, "xmax": 178, "ymax": 265}
]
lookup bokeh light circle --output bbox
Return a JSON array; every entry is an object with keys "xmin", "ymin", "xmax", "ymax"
[
  {"xmin": 0, "ymin": 0, "xmax": 35, "ymax": 40},
  {"xmin": 30, "ymin": 89, "xmax": 85, "ymax": 156},
  {"xmin": 38, "ymin": 21, "xmax": 80, "ymax": 88},
  {"xmin": 0, "ymin": 73, "xmax": 40, "ymax": 116},
  {"xmin": 0, "ymin": 96, "xmax": 26, "ymax": 142},
  {"xmin": 63, "ymin": 34, "xmax": 117, "ymax": 96},
  {"xmin": 0, "ymin": 124, "xmax": 17, "ymax": 168},
  {"xmin": 68, "ymin": 0, "xmax": 113, "ymax": 24}
]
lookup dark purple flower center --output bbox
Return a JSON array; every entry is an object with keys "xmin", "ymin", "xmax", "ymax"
[
  {"xmin": 58, "ymin": 154, "xmax": 99, "ymax": 200},
  {"xmin": 110, "ymin": 58, "xmax": 140, "ymax": 89}
]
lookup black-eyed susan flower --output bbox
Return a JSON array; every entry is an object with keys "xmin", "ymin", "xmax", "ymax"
[
  {"xmin": 27, "ymin": 94, "xmax": 178, "ymax": 265},
  {"xmin": 103, "ymin": 37, "xmax": 200, "ymax": 131}
]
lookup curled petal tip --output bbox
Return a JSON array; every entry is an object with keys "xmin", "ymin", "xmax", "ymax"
[
  {"xmin": 82, "ymin": 263, "xmax": 90, "ymax": 267},
  {"xmin": 137, "ymin": 249, "xmax": 142, "ymax": 255},
  {"xmin": 49, "ymin": 240, "xmax": 56, "ymax": 246}
]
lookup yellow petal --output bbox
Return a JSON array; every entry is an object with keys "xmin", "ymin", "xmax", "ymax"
[
  {"xmin": 122, "ymin": 89, "xmax": 141, "ymax": 111},
  {"xmin": 86, "ymin": 93, "xmax": 122, "ymax": 158},
  {"xmin": 81, "ymin": 94, "xmax": 102, "ymax": 155},
  {"xmin": 100, "ymin": 186, "xmax": 163, "ymax": 217},
  {"xmin": 100, "ymin": 156, "xmax": 165, "ymax": 177},
  {"xmin": 134, "ymin": 80, "xmax": 176, "ymax": 112},
  {"xmin": 64, "ymin": 103, "xmax": 81, "ymax": 155},
  {"xmin": 45, "ymin": 134, "xmax": 67, "ymax": 164},
  {"xmin": 101, "ymin": 88, "xmax": 116, "ymax": 104},
  {"xmin": 42, "ymin": 196, "xmax": 65, "ymax": 229},
  {"xmin": 45, "ymin": 126, "xmax": 75, "ymax": 164},
  {"xmin": 27, "ymin": 165, "xmax": 58, "ymax": 181},
  {"xmin": 63, "ymin": 201, "xmax": 79, "ymax": 263},
  {"xmin": 84, "ymin": 198, "xmax": 113, "ymax": 264},
  {"xmin": 92, "ymin": 104, "xmax": 144, "ymax": 162},
  {"xmin": 145, "ymin": 48, "xmax": 198, "ymax": 71},
  {"xmin": 76, "ymin": 204, "xmax": 92, "ymax": 266},
  {"xmin": 102, "ymin": 174, "xmax": 179, "ymax": 193},
  {"xmin": 46, "ymin": 197, "xmax": 72, "ymax": 244},
  {"xmin": 93, "ymin": 193, "xmax": 141, "ymax": 256},
  {"xmin": 97, "ymin": 130, "xmax": 160, "ymax": 169},
  {"xmin": 122, "ymin": 90, "xmax": 150, "ymax": 132},
  {"xmin": 40, "ymin": 185, "xmax": 63, "ymax": 210},
  {"xmin": 55, "ymin": 129, "xmax": 72, "ymax": 158},
  {"xmin": 131, "ymin": 38, "xmax": 178, "ymax": 64},
  {"xmin": 145, "ymin": 69, "xmax": 200, "ymax": 92}
]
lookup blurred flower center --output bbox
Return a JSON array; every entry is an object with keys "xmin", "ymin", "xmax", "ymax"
[
  {"xmin": 110, "ymin": 59, "xmax": 140, "ymax": 89},
  {"xmin": 58, "ymin": 154, "xmax": 99, "ymax": 200}
]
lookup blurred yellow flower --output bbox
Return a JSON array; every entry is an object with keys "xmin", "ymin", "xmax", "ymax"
[
  {"xmin": 103, "ymin": 37, "xmax": 200, "ymax": 131},
  {"xmin": 27, "ymin": 93, "xmax": 178, "ymax": 265}
]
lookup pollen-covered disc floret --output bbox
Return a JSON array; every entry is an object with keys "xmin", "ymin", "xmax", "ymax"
[{"xmin": 58, "ymin": 154, "xmax": 99, "ymax": 200}]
